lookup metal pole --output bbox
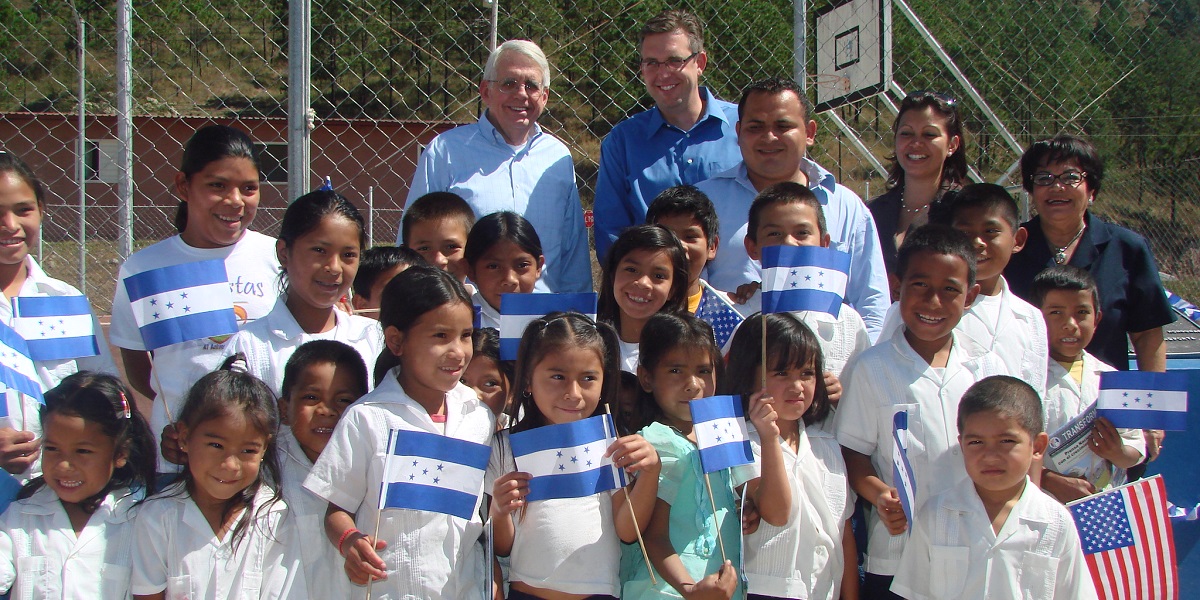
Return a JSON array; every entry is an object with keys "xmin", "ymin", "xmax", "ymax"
[
  {"xmin": 288, "ymin": 0, "xmax": 312, "ymax": 201},
  {"xmin": 793, "ymin": 0, "xmax": 806, "ymax": 92},
  {"xmin": 116, "ymin": 0, "xmax": 133, "ymax": 260},
  {"xmin": 76, "ymin": 17, "xmax": 86, "ymax": 292},
  {"xmin": 490, "ymin": 0, "xmax": 499, "ymax": 51},
  {"xmin": 367, "ymin": 186, "xmax": 374, "ymax": 247}
]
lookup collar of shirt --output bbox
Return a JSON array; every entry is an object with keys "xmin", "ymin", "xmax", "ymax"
[
  {"xmin": 262, "ymin": 297, "xmax": 366, "ymax": 343},
  {"xmin": 720, "ymin": 158, "xmax": 838, "ymax": 205},
  {"xmin": 942, "ymin": 476, "xmax": 1055, "ymax": 542},
  {"xmin": 178, "ymin": 484, "xmax": 285, "ymax": 542},
  {"xmin": 366, "ymin": 367, "xmax": 491, "ymax": 437},
  {"xmin": 21, "ymin": 484, "xmax": 138, "ymax": 524},
  {"xmin": 477, "ymin": 109, "xmax": 544, "ymax": 152},
  {"xmin": 278, "ymin": 427, "xmax": 314, "ymax": 470},
  {"xmin": 644, "ymin": 86, "xmax": 733, "ymax": 138}
]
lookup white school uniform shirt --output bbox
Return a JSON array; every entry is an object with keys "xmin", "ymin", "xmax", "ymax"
[
  {"xmin": 108, "ymin": 232, "xmax": 280, "ymax": 471},
  {"xmin": 618, "ymin": 339, "xmax": 639, "ymax": 373},
  {"xmin": 472, "ymin": 290, "xmax": 501, "ymax": 330},
  {"xmin": 835, "ymin": 326, "xmax": 1002, "ymax": 576},
  {"xmin": 875, "ymin": 277, "xmax": 1049, "ymax": 396},
  {"xmin": 303, "ymin": 369, "xmax": 495, "ymax": 600},
  {"xmin": 891, "ymin": 476, "xmax": 1098, "ymax": 600},
  {"xmin": 486, "ymin": 431, "xmax": 621, "ymax": 596},
  {"xmin": 732, "ymin": 289, "xmax": 870, "ymax": 377},
  {"xmin": 129, "ymin": 485, "xmax": 307, "ymax": 600},
  {"xmin": 1043, "ymin": 351, "xmax": 1145, "ymax": 489},
  {"xmin": 225, "ymin": 297, "xmax": 384, "ymax": 396},
  {"xmin": 0, "ymin": 486, "xmax": 139, "ymax": 599},
  {"xmin": 278, "ymin": 428, "xmax": 351, "ymax": 599},
  {"xmin": 746, "ymin": 424, "xmax": 854, "ymax": 600}
]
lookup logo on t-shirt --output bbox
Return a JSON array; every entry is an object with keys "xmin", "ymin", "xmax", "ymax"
[{"xmin": 207, "ymin": 303, "xmax": 250, "ymax": 345}]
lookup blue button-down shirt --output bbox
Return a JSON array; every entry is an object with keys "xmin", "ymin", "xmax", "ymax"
[
  {"xmin": 697, "ymin": 159, "xmax": 890, "ymax": 338},
  {"xmin": 593, "ymin": 87, "xmax": 742, "ymax": 261}
]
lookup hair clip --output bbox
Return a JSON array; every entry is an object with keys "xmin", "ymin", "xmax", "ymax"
[
  {"xmin": 220, "ymin": 353, "xmax": 250, "ymax": 373},
  {"xmin": 119, "ymin": 392, "xmax": 132, "ymax": 419}
]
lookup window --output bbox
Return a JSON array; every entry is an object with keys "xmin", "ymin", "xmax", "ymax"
[
  {"xmin": 84, "ymin": 139, "xmax": 121, "ymax": 183},
  {"xmin": 255, "ymin": 142, "xmax": 287, "ymax": 183}
]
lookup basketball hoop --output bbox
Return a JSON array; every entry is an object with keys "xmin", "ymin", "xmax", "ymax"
[{"xmin": 810, "ymin": 73, "xmax": 851, "ymax": 97}]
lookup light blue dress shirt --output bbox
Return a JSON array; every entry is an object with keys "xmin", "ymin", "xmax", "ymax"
[
  {"xmin": 697, "ymin": 158, "xmax": 889, "ymax": 338},
  {"xmin": 402, "ymin": 112, "xmax": 592, "ymax": 293},
  {"xmin": 593, "ymin": 87, "xmax": 742, "ymax": 261}
]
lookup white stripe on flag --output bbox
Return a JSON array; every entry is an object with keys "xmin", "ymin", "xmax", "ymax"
[
  {"xmin": 499, "ymin": 314, "xmax": 541, "ymax": 340},
  {"xmin": 129, "ymin": 281, "xmax": 233, "ymax": 329},
  {"xmin": 517, "ymin": 438, "xmax": 612, "ymax": 478},
  {"xmin": 694, "ymin": 416, "xmax": 748, "ymax": 448},
  {"xmin": 385, "ymin": 450, "xmax": 487, "ymax": 497},
  {"xmin": 1097, "ymin": 388, "xmax": 1187, "ymax": 412},
  {"xmin": 12, "ymin": 313, "xmax": 93, "ymax": 340},
  {"xmin": 762, "ymin": 264, "xmax": 848, "ymax": 295}
]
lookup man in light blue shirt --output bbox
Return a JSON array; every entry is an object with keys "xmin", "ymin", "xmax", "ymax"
[
  {"xmin": 592, "ymin": 9, "xmax": 741, "ymax": 262},
  {"xmin": 698, "ymin": 77, "xmax": 889, "ymax": 338},
  {"xmin": 401, "ymin": 40, "xmax": 591, "ymax": 293}
]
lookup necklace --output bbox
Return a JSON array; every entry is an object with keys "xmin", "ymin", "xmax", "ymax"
[
  {"xmin": 1052, "ymin": 225, "xmax": 1086, "ymax": 265},
  {"xmin": 900, "ymin": 191, "xmax": 928, "ymax": 214}
]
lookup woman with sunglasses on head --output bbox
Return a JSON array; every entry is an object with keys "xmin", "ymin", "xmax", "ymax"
[{"xmin": 868, "ymin": 91, "xmax": 967, "ymax": 297}]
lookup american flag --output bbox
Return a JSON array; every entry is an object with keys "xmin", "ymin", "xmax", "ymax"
[
  {"xmin": 1067, "ymin": 475, "xmax": 1178, "ymax": 600},
  {"xmin": 695, "ymin": 281, "xmax": 743, "ymax": 350}
]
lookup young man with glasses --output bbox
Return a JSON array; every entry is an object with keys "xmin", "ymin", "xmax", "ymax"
[
  {"xmin": 592, "ymin": 9, "xmax": 742, "ymax": 261},
  {"xmin": 401, "ymin": 40, "xmax": 591, "ymax": 294}
]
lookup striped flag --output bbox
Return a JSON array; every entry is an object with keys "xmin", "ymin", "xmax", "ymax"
[
  {"xmin": 380, "ymin": 429, "xmax": 491, "ymax": 520},
  {"xmin": 1068, "ymin": 475, "xmax": 1178, "ymax": 600},
  {"xmin": 892, "ymin": 408, "xmax": 916, "ymax": 526},
  {"xmin": 1097, "ymin": 371, "xmax": 1190, "ymax": 431},
  {"xmin": 0, "ymin": 321, "xmax": 43, "ymax": 402},
  {"xmin": 509, "ymin": 414, "xmax": 625, "ymax": 502},
  {"xmin": 760, "ymin": 245, "xmax": 851, "ymax": 318},
  {"xmin": 498, "ymin": 293, "xmax": 597, "ymax": 361},
  {"xmin": 690, "ymin": 395, "xmax": 753, "ymax": 473},
  {"xmin": 122, "ymin": 259, "xmax": 239, "ymax": 350},
  {"xmin": 695, "ymin": 281, "xmax": 743, "ymax": 350},
  {"xmin": 11, "ymin": 295, "xmax": 99, "ymax": 361}
]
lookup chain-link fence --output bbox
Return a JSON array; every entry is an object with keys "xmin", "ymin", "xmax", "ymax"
[{"xmin": 1, "ymin": 0, "xmax": 1197, "ymax": 315}]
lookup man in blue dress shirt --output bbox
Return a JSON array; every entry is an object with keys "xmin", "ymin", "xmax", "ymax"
[
  {"xmin": 401, "ymin": 40, "xmax": 592, "ymax": 293},
  {"xmin": 592, "ymin": 9, "xmax": 742, "ymax": 262},
  {"xmin": 697, "ymin": 77, "xmax": 890, "ymax": 339}
]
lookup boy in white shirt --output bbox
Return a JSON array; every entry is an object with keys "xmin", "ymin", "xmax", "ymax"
[
  {"xmin": 1032, "ymin": 265, "xmax": 1145, "ymax": 502},
  {"xmin": 891, "ymin": 375, "xmax": 1098, "ymax": 600},
  {"xmin": 835, "ymin": 224, "xmax": 1002, "ymax": 597}
]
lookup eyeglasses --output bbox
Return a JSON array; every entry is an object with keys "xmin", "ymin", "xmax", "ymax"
[
  {"xmin": 487, "ymin": 78, "xmax": 545, "ymax": 96},
  {"xmin": 1031, "ymin": 170, "xmax": 1087, "ymax": 188},
  {"xmin": 640, "ymin": 51, "xmax": 700, "ymax": 71}
]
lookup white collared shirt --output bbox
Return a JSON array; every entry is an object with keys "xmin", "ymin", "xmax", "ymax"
[
  {"xmin": 0, "ymin": 486, "xmax": 139, "ymax": 599},
  {"xmin": 891, "ymin": 476, "xmax": 1098, "ymax": 600},
  {"xmin": 225, "ymin": 297, "xmax": 384, "ymax": 396},
  {"xmin": 733, "ymin": 289, "xmax": 870, "ymax": 377},
  {"xmin": 303, "ymin": 370, "xmax": 495, "ymax": 600},
  {"xmin": 278, "ymin": 429, "xmax": 352, "ymax": 599},
  {"xmin": 130, "ymin": 485, "xmax": 307, "ymax": 600}
]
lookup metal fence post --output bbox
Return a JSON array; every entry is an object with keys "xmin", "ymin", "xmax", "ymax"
[
  {"xmin": 74, "ymin": 14, "xmax": 86, "ymax": 292},
  {"xmin": 288, "ymin": 0, "xmax": 312, "ymax": 202},
  {"xmin": 793, "ymin": 0, "xmax": 807, "ymax": 92},
  {"xmin": 116, "ymin": 0, "xmax": 134, "ymax": 261}
]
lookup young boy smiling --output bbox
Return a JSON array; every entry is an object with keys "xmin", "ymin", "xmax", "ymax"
[{"xmin": 891, "ymin": 376, "xmax": 1097, "ymax": 600}]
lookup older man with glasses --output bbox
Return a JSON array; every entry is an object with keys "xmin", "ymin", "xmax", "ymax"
[
  {"xmin": 592, "ymin": 9, "xmax": 743, "ymax": 262},
  {"xmin": 401, "ymin": 40, "xmax": 591, "ymax": 294}
]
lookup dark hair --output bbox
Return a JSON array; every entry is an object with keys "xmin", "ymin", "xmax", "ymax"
[
  {"xmin": 598, "ymin": 225, "xmax": 690, "ymax": 333},
  {"xmin": 721, "ymin": 313, "xmax": 831, "ymax": 426},
  {"xmin": 174, "ymin": 125, "xmax": 260, "ymax": 233},
  {"xmin": 747, "ymin": 181, "xmax": 826, "ymax": 243},
  {"xmin": 645, "ymin": 185, "xmax": 719, "ymax": 248},
  {"xmin": 167, "ymin": 367, "xmax": 281, "ymax": 550},
  {"xmin": 401, "ymin": 192, "xmax": 475, "ymax": 245},
  {"xmin": 18, "ymin": 372, "xmax": 156, "ymax": 510},
  {"xmin": 508, "ymin": 312, "xmax": 622, "ymax": 433},
  {"xmin": 957, "ymin": 375, "xmax": 1044, "ymax": 437},
  {"xmin": 352, "ymin": 246, "xmax": 425, "ymax": 300},
  {"xmin": 928, "ymin": 183, "xmax": 1020, "ymax": 230},
  {"xmin": 373, "ymin": 265, "xmax": 473, "ymax": 385},
  {"xmin": 279, "ymin": 340, "xmax": 369, "ymax": 401},
  {"xmin": 1030, "ymin": 265, "xmax": 1100, "ymax": 309},
  {"xmin": 639, "ymin": 9, "xmax": 705, "ymax": 53},
  {"xmin": 896, "ymin": 224, "xmax": 978, "ymax": 286},
  {"xmin": 0, "ymin": 152, "xmax": 46, "ymax": 207},
  {"xmin": 464, "ymin": 211, "xmax": 544, "ymax": 270},
  {"xmin": 887, "ymin": 91, "xmax": 968, "ymax": 189},
  {"xmin": 630, "ymin": 313, "xmax": 723, "ymax": 432},
  {"xmin": 472, "ymin": 326, "xmax": 514, "ymax": 388},
  {"xmin": 1020, "ymin": 134, "xmax": 1104, "ymax": 195},
  {"xmin": 738, "ymin": 77, "xmax": 813, "ymax": 123}
]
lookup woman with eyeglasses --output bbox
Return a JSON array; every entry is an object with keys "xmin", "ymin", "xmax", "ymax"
[{"xmin": 867, "ymin": 91, "xmax": 967, "ymax": 297}]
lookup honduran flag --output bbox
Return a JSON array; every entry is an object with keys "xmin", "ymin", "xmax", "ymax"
[
  {"xmin": 892, "ymin": 408, "xmax": 917, "ymax": 526},
  {"xmin": 122, "ymin": 259, "xmax": 239, "ymax": 351},
  {"xmin": 1097, "ymin": 371, "xmax": 1191, "ymax": 431},
  {"xmin": 498, "ymin": 293, "xmax": 597, "ymax": 361},
  {"xmin": 380, "ymin": 429, "xmax": 492, "ymax": 520},
  {"xmin": 11, "ymin": 295, "xmax": 99, "ymax": 361},
  {"xmin": 760, "ymin": 245, "xmax": 850, "ymax": 318},
  {"xmin": 0, "ymin": 321, "xmax": 43, "ymax": 403},
  {"xmin": 690, "ymin": 395, "xmax": 753, "ymax": 473},
  {"xmin": 509, "ymin": 414, "xmax": 625, "ymax": 502}
]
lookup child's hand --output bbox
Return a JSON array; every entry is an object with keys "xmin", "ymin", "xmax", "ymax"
[
  {"xmin": 606, "ymin": 434, "xmax": 660, "ymax": 479},
  {"xmin": 875, "ymin": 488, "xmax": 907, "ymax": 535},
  {"xmin": 746, "ymin": 390, "xmax": 780, "ymax": 439},
  {"xmin": 491, "ymin": 472, "xmax": 531, "ymax": 517},
  {"xmin": 729, "ymin": 282, "xmax": 760, "ymax": 305},
  {"xmin": 740, "ymin": 494, "xmax": 762, "ymax": 535},
  {"xmin": 1089, "ymin": 417, "xmax": 1127, "ymax": 463},
  {"xmin": 342, "ymin": 532, "xmax": 388, "ymax": 585},
  {"xmin": 1144, "ymin": 429, "xmax": 1165, "ymax": 462},
  {"xmin": 0, "ymin": 427, "xmax": 38, "ymax": 475},
  {"xmin": 1041, "ymin": 470, "xmax": 1096, "ymax": 503},
  {"xmin": 160, "ymin": 423, "xmax": 186, "ymax": 466},
  {"xmin": 681, "ymin": 560, "xmax": 738, "ymax": 599},
  {"xmin": 824, "ymin": 372, "xmax": 842, "ymax": 407}
]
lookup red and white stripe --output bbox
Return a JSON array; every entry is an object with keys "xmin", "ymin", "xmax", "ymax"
[{"xmin": 1086, "ymin": 476, "xmax": 1178, "ymax": 600}]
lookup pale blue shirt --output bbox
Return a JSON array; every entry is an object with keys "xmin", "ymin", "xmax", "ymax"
[
  {"xmin": 697, "ymin": 159, "xmax": 890, "ymax": 338},
  {"xmin": 593, "ymin": 87, "xmax": 741, "ymax": 261},
  {"xmin": 402, "ymin": 113, "xmax": 592, "ymax": 293}
]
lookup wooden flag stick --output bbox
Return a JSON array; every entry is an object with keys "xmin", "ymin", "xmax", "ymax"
[
  {"xmin": 364, "ymin": 509, "xmax": 384, "ymax": 600},
  {"xmin": 352, "ymin": 307, "xmax": 381, "ymax": 315},
  {"xmin": 760, "ymin": 313, "xmax": 768, "ymax": 392},
  {"xmin": 703, "ymin": 471, "xmax": 729, "ymax": 564},
  {"xmin": 149, "ymin": 365, "xmax": 175, "ymax": 424},
  {"xmin": 603, "ymin": 405, "xmax": 657, "ymax": 585},
  {"xmin": 367, "ymin": 430, "xmax": 395, "ymax": 600},
  {"xmin": 17, "ymin": 392, "xmax": 25, "ymax": 433}
]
